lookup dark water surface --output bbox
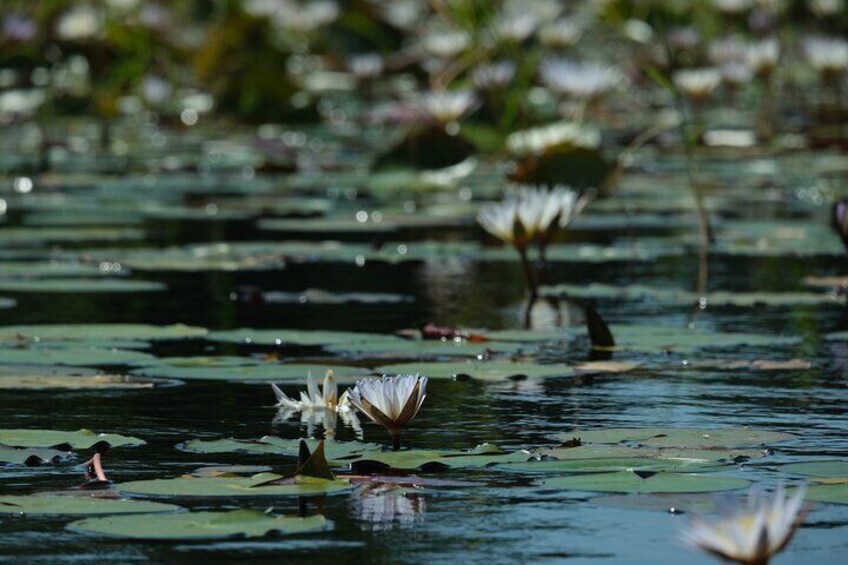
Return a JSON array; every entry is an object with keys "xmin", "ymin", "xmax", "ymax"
[{"xmin": 1, "ymin": 138, "xmax": 847, "ymax": 564}]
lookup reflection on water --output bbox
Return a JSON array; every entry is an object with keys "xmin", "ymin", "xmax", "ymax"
[{"xmin": 354, "ymin": 484, "xmax": 427, "ymax": 531}]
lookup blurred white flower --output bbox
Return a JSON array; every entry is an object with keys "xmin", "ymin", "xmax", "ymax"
[
  {"xmin": 472, "ymin": 62, "xmax": 516, "ymax": 90},
  {"xmin": 422, "ymin": 29, "xmax": 470, "ymax": 59},
  {"xmin": 348, "ymin": 374, "xmax": 428, "ymax": 448},
  {"xmin": 712, "ymin": 0, "xmax": 755, "ymax": 14},
  {"xmin": 56, "ymin": 5, "xmax": 102, "ymax": 41},
  {"xmin": 539, "ymin": 19, "xmax": 582, "ymax": 48},
  {"xmin": 681, "ymin": 484, "xmax": 806, "ymax": 565},
  {"xmin": 379, "ymin": 0, "xmax": 425, "ymax": 30},
  {"xmin": 140, "ymin": 75, "xmax": 173, "ymax": 107},
  {"xmin": 420, "ymin": 90, "xmax": 477, "ymax": 123},
  {"xmin": 540, "ymin": 59, "xmax": 621, "ymax": 100},
  {"xmin": 348, "ymin": 54, "xmax": 383, "ymax": 80},
  {"xmin": 803, "ymin": 36, "xmax": 848, "ymax": 74},
  {"xmin": 674, "ymin": 68, "xmax": 723, "ymax": 101},
  {"xmin": 506, "ymin": 121, "xmax": 601, "ymax": 156},
  {"xmin": 273, "ymin": 0, "xmax": 338, "ymax": 32},
  {"xmin": 746, "ymin": 37, "xmax": 780, "ymax": 78},
  {"xmin": 478, "ymin": 198, "xmax": 525, "ymax": 248},
  {"xmin": 708, "ymin": 36, "xmax": 748, "ymax": 66},
  {"xmin": 721, "ymin": 62, "xmax": 754, "ymax": 87},
  {"xmin": 807, "ymin": 0, "xmax": 844, "ymax": 16},
  {"xmin": 493, "ymin": 12, "xmax": 538, "ymax": 43}
]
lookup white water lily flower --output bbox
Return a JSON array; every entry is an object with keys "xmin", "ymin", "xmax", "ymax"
[
  {"xmin": 681, "ymin": 484, "xmax": 806, "ymax": 565},
  {"xmin": 472, "ymin": 62, "xmax": 516, "ymax": 90},
  {"xmin": 674, "ymin": 68, "xmax": 722, "ymax": 101},
  {"xmin": 540, "ymin": 59, "xmax": 621, "ymax": 100},
  {"xmin": 348, "ymin": 54, "xmax": 383, "ymax": 80},
  {"xmin": 807, "ymin": 0, "xmax": 844, "ymax": 16},
  {"xmin": 712, "ymin": 0, "xmax": 755, "ymax": 14},
  {"xmin": 348, "ymin": 374, "xmax": 427, "ymax": 449},
  {"xmin": 506, "ymin": 121, "xmax": 601, "ymax": 156},
  {"xmin": 478, "ymin": 198, "xmax": 524, "ymax": 248},
  {"xmin": 56, "ymin": 5, "xmax": 102, "ymax": 41},
  {"xmin": 420, "ymin": 90, "xmax": 477, "ymax": 123},
  {"xmin": 271, "ymin": 370, "xmax": 352, "ymax": 412},
  {"xmin": 803, "ymin": 36, "xmax": 848, "ymax": 74},
  {"xmin": 539, "ymin": 19, "xmax": 582, "ymax": 48},
  {"xmin": 746, "ymin": 37, "xmax": 779, "ymax": 78}
]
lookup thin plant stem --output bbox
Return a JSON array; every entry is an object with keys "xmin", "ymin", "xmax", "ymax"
[
  {"xmin": 391, "ymin": 432, "xmax": 400, "ymax": 451},
  {"xmin": 517, "ymin": 246, "xmax": 538, "ymax": 302}
]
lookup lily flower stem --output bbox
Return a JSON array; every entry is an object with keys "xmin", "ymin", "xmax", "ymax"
[
  {"xmin": 535, "ymin": 239, "xmax": 549, "ymax": 288},
  {"xmin": 83, "ymin": 453, "xmax": 107, "ymax": 482},
  {"xmin": 517, "ymin": 246, "xmax": 538, "ymax": 302},
  {"xmin": 391, "ymin": 433, "xmax": 401, "ymax": 452}
]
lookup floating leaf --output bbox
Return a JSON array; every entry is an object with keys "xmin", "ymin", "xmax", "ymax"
[
  {"xmin": 179, "ymin": 437, "xmax": 382, "ymax": 462},
  {"xmin": 556, "ymin": 427, "xmax": 793, "ymax": 448},
  {"xmin": 331, "ymin": 339, "xmax": 528, "ymax": 358},
  {"xmin": 67, "ymin": 510, "xmax": 329, "ymax": 540},
  {"xmin": 804, "ymin": 484, "xmax": 848, "ymax": 505},
  {"xmin": 262, "ymin": 289, "xmax": 414, "ymax": 305},
  {"xmin": 0, "ymin": 373, "xmax": 180, "ymax": 390},
  {"xmin": 499, "ymin": 457, "xmax": 721, "ymax": 474},
  {"xmin": 0, "ymin": 324, "xmax": 207, "ymax": 344},
  {"xmin": 134, "ymin": 362, "xmax": 372, "ymax": 383},
  {"xmin": 540, "ymin": 471, "xmax": 751, "ymax": 493},
  {"xmin": 116, "ymin": 474, "xmax": 353, "ymax": 498},
  {"xmin": 0, "ymin": 428, "xmax": 145, "ymax": 449},
  {"xmin": 602, "ymin": 326, "xmax": 800, "ymax": 351},
  {"xmin": 588, "ymin": 493, "xmax": 722, "ymax": 513},
  {"xmin": 0, "ymin": 298, "xmax": 14, "ymax": 309},
  {"xmin": 208, "ymin": 328, "xmax": 399, "ymax": 347},
  {"xmin": 0, "ymin": 279, "xmax": 165, "ymax": 293},
  {"xmin": 782, "ymin": 461, "xmax": 848, "ymax": 478},
  {"xmin": 0, "ymin": 227, "xmax": 144, "ymax": 245},
  {"xmin": 0, "ymin": 347, "xmax": 157, "ymax": 366},
  {"xmin": 542, "ymin": 283, "xmax": 837, "ymax": 307},
  {"xmin": 349, "ymin": 445, "xmax": 532, "ymax": 472},
  {"xmin": 377, "ymin": 361, "xmax": 573, "ymax": 381},
  {"xmin": 574, "ymin": 361, "xmax": 639, "ymax": 375},
  {"xmin": 0, "ymin": 445, "xmax": 74, "ymax": 465},
  {"xmin": 0, "ymin": 495, "xmax": 180, "ymax": 516},
  {"xmin": 536, "ymin": 445, "xmax": 766, "ymax": 462}
]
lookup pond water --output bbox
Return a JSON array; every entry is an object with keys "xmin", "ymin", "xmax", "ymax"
[{"xmin": 0, "ymin": 121, "xmax": 847, "ymax": 564}]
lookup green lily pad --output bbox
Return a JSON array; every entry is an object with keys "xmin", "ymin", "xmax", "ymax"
[
  {"xmin": 805, "ymin": 484, "xmax": 848, "ymax": 505},
  {"xmin": 0, "ymin": 261, "xmax": 124, "ymax": 278},
  {"xmin": 263, "ymin": 289, "xmax": 414, "ymax": 305},
  {"xmin": 377, "ymin": 361, "xmax": 573, "ymax": 381},
  {"xmin": 179, "ymin": 437, "xmax": 382, "ymax": 462},
  {"xmin": 330, "ymin": 339, "xmax": 528, "ymax": 358},
  {"xmin": 208, "ymin": 328, "xmax": 399, "ymax": 347},
  {"xmin": 540, "ymin": 471, "xmax": 751, "ymax": 493},
  {"xmin": 556, "ymin": 427, "xmax": 793, "ymax": 448},
  {"xmin": 0, "ymin": 373, "xmax": 179, "ymax": 390},
  {"xmin": 0, "ymin": 298, "xmax": 14, "ymax": 309},
  {"xmin": 0, "ymin": 324, "xmax": 207, "ymax": 344},
  {"xmin": 0, "ymin": 279, "xmax": 165, "ymax": 293},
  {"xmin": 0, "ymin": 227, "xmax": 144, "ymax": 245},
  {"xmin": 782, "ymin": 461, "xmax": 848, "ymax": 478},
  {"xmin": 0, "ymin": 495, "xmax": 180, "ymax": 516},
  {"xmin": 542, "ymin": 283, "xmax": 837, "ymax": 307},
  {"xmin": 116, "ymin": 473, "xmax": 353, "ymax": 498},
  {"xmin": 484, "ymin": 329, "xmax": 573, "ymax": 342},
  {"xmin": 0, "ymin": 347, "xmax": 157, "ymax": 366},
  {"xmin": 0, "ymin": 428, "xmax": 145, "ymax": 449},
  {"xmin": 536, "ymin": 445, "xmax": 766, "ymax": 463},
  {"xmin": 588, "ymin": 493, "xmax": 723, "ymax": 513},
  {"xmin": 350, "ymin": 444, "xmax": 532, "ymax": 471},
  {"xmin": 605, "ymin": 325, "xmax": 800, "ymax": 351},
  {"xmin": 0, "ymin": 445, "xmax": 74, "ymax": 465},
  {"xmin": 133, "ymin": 361, "xmax": 372, "ymax": 383},
  {"xmin": 67, "ymin": 509, "xmax": 329, "ymax": 540},
  {"xmin": 499, "ymin": 457, "xmax": 721, "ymax": 474}
]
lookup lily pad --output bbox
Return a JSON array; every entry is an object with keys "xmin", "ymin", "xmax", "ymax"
[
  {"xmin": 208, "ymin": 329, "xmax": 399, "ymax": 347},
  {"xmin": 539, "ymin": 471, "xmax": 751, "ymax": 493},
  {"xmin": 134, "ymin": 361, "xmax": 372, "ymax": 383},
  {"xmin": 0, "ymin": 445, "xmax": 74, "ymax": 465},
  {"xmin": 330, "ymin": 339, "xmax": 528, "ymax": 358},
  {"xmin": 262, "ymin": 289, "xmax": 414, "ymax": 305},
  {"xmin": 536, "ymin": 445, "xmax": 765, "ymax": 463},
  {"xmin": 0, "ymin": 495, "xmax": 180, "ymax": 516},
  {"xmin": 0, "ymin": 298, "xmax": 14, "ymax": 309},
  {"xmin": 0, "ymin": 324, "xmax": 208, "ymax": 344},
  {"xmin": 0, "ymin": 227, "xmax": 144, "ymax": 245},
  {"xmin": 0, "ymin": 279, "xmax": 165, "ymax": 293},
  {"xmin": 604, "ymin": 325, "xmax": 800, "ymax": 351},
  {"xmin": 804, "ymin": 484, "xmax": 848, "ymax": 505},
  {"xmin": 116, "ymin": 473, "xmax": 353, "ymax": 498},
  {"xmin": 782, "ymin": 461, "xmax": 848, "ymax": 478},
  {"xmin": 556, "ymin": 427, "xmax": 793, "ymax": 448},
  {"xmin": 350, "ymin": 444, "xmax": 533, "ymax": 471},
  {"xmin": 179, "ymin": 437, "xmax": 382, "ymax": 462},
  {"xmin": 541, "ymin": 283, "xmax": 837, "ymax": 307},
  {"xmin": 499, "ymin": 457, "xmax": 720, "ymax": 474},
  {"xmin": 0, "ymin": 347, "xmax": 157, "ymax": 366},
  {"xmin": 376, "ymin": 361, "xmax": 573, "ymax": 381},
  {"xmin": 0, "ymin": 261, "xmax": 124, "ymax": 278},
  {"xmin": 588, "ymin": 493, "xmax": 723, "ymax": 513},
  {"xmin": 67, "ymin": 510, "xmax": 329, "ymax": 540},
  {"xmin": 0, "ymin": 373, "xmax": 180, "ymax": 390},
  {"xmin": 0, "ymin": 428, "xmax": 145, "ymax": 449}
]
